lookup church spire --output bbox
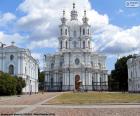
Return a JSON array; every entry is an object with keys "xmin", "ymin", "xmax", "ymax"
[
  {"xmin": 71, "ymin": 3, "xmax": 78, "ymax": 20},
  {"xmin": 61, "ymin": 10, "xmax": 67, "ymax": 24},
  {"xmin": 82, "ymin": 10, "xmax": 88, "ymax": 24}
]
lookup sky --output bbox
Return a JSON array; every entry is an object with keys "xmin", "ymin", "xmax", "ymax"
[{"xmin": 0, "ymin": 0, "xmax": 140, "ymax": 72}]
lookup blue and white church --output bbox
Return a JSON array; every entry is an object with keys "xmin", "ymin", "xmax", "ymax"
[{"xmin": 44, "ymin": 4, "xmax": 108, "ymax": 91}]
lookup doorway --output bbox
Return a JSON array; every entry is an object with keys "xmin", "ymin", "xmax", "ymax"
[{"xmin": 75, "ymin": 75, "xmax": 80, "ymax": 91}]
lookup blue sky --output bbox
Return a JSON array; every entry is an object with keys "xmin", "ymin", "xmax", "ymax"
[
  {"xmin": 0, "ymin": 0, "xmax": 140, "ymax": 72},
  {"xmin": 92, "ymin": 0, "xmax": 140, "ymax": 27}
]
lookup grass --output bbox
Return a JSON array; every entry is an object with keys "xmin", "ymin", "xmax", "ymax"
[{"xmin": 48, "ymin": 92, "xmax": 140, "ymax": 104}]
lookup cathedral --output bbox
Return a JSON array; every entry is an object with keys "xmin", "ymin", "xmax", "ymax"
[{"xmin": 44, "ymin": 4, "xmax": 108, "ymax": 91}]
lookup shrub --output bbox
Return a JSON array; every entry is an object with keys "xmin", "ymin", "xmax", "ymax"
[
  {"xmin": 0, "ymin": 72, "xmax": 26, "ymax": 96},
  {"xmin": 15, "ymin": 76, "xmax": 26, "ymax": 95},
  {"xmin": 0, "ymin": 72, "xmax": 17, "ymax": 95}
]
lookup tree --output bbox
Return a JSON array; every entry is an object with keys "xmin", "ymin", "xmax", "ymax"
[
  {"xmin": 38, "ymin": 69, "xmax": 45, "ymax": 91},
  {"xmin": 15, "ymin": 76, "xmax": 26, "ymax": 95},
  {"xmin": 0, "ymin": 72, "xmax": 17, "ymax": 95},
  {"xmin": 38, "ymin": 68, "xmax": 45, "ymax": 83},
  {"xmin": 0, "ymin": 72, "xmax": 26, "ymax": 96},
  {"xmin": 110, "ymin": 55, "xmax": 133, "ymax": 91}
]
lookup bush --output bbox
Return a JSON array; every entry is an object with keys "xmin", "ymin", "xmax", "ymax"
[
  {"xmin": 15, "ymin": 76, "xmax": 26, "ymax": 95},
  {"xmin": 0, "ymin": 72, "xmax": 26, "ymax": 96}
]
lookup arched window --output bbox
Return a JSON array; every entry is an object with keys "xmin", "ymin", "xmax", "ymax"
[
  {"xmin": 10, "ymin": 55, "xmax": 14, "ymax": 61},
  {"xmin": 83, "ymin": 29, "xmax": 85, "ymax": 35},
  {"xmin": 66, "ymin": 41, "xmax": 68, "ymax": 49},
  {"xmin": 98, "ymin": 63, "xmax": 101, "ymax": 69},
  {"xmin": 73, "ymin": 41, "xmax": 77, "ymax": 48},
  {"xmin": 88, "ymin": 29, "xmax": 90, "ymax": 35},
  {"xmin": 60, "ymin": 57, "xmax": 64, "ymax": 67},
  {"xmin": 60, "ymin": 61, "xmax": 63, "ymax": 67},
  {"xmin": 61, "ymin": 28, "xmax": 62, "ymax": 35},
  {"xmin": 65, "ymin": 29, "xmax": 67, "ymax": 35},
  {"xmin": 74, "ymin": 30, "xmax": 76, "ymax": 37},
  {"xmin": 91, "ymin": 61, "xmax": 93, "ymax": 67},
  {"xmin": 83, "ymin": 41, "xmax": 85, "ymax": 49},
  {"xmin": 88, "ymin": 41, "xmax": 90, "ymax": 48},
  {"xmin": 51, "ymin": 63, "xmax": 54, "ymax": 69},
  {"xmin": 60, "ymin": 41, "xmax": 62, "ymax": 49},
  {"xmin": 9, "ymin": 65, "xmax": 14, "ymax": 75}
]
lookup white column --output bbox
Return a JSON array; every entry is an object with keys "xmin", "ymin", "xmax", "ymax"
[
  {"xmin": 2, "ymin": 54, "xmax": 5, "ymax": 72},
  {"xmin": 105, "ymin": 74, "xmax": 108, "ymax": 85},
  {"xmin": 89, "ymin": 73, "xmax": 92, "ymax": 85},
  {"xmin": 63, "ymin": 72, "xmax": 65, "ymax": 85},
  {"xmin": 97, "ymin": 73, "xmax": 100, "ymax": 85},
  {"xmin": 0, "ymin": 56, "xmax": 2, "ymax": 71},
  {"xmin": 18, "ymin": 57, "xmax": 21, "ymax": 74}
]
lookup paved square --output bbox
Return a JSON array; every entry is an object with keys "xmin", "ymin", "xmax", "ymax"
[{"xmin": 0, "ymin": 92, "xmax": 140, "ymax": 116}]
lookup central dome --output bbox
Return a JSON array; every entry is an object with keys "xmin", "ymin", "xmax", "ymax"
[{"xmin": 67, "ymin": 20, "xmax": 81, "ymax": 30}]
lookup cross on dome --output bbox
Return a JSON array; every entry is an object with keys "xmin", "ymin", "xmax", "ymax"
[
  {"xmin": 84, "ymin": 10, "xmax": 86, "ymax": 17},
  {"xmin": 83, "ymin": 10, "xmax": 88, "ymax": 24},
  {"xmin": 71, "ymin": 3, "xmax": 78, "ymax": 20},
  {"xmin": 73, "ymin": 3, "xmax": 75, "ymax": 9},
  {"xmin": 63, "ymin": 10, "xmax": 65, "ymax": 17},
  {"xmin": 61, "ymin": 10, "xmax": 67, "ymax": 24}
]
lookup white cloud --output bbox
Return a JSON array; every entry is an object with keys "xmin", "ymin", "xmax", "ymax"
[
  {"xmin": 0, "ymin": 31, "xmax": 28, "ymax": 47},
  {"xmin": 31, "ymin": 52, "xmax": 45, "ymax": 70},
  {"xmin": 31, "ymin": 52, "xmax": 42, "ymax": 63},
  {"xmin": 117, "ymin": 9, "xmax": 124, "ymax": 14},
  {"xmin": 94, "ymin": 25, "xmax": 140, "ymax": 54},
  {"xmin": 0, "ymin": 12, "xmax": 16, "ymax": 27},
  {"xmin": 28, "ymin": 37, "xmax": 58, "ymax": 49}
]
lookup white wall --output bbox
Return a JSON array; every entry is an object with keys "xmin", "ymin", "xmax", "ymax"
[{"xmin": 0, "ymin": 46, "xmax": 38, "ymax": 93}]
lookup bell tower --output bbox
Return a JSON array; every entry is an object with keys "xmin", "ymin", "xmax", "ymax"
[
  {"xmin": 81, "ymin": 10, "xmax": 91, "ymax": 50},
  {"xmin": 59, "ymin": 10, "xmax": 69, "ymax": 51}
]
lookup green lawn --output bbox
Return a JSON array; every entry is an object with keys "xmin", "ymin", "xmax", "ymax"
[{"xmin": 48, "ymin": 92, "xmax": 140, "ymax": 104}]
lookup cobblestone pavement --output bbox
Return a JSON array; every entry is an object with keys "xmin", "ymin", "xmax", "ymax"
[
  {"xmin": 0, "ymin": 92, "xmax": 140, "ymax": 116},
  {"xmin": 0, "ymin": 108, "xmax": 24, "ymax": 114},
  {"xmin": 31, "ymin": 107, "xmax": 140, "ymax": 116},
  {"xmin": 0, "ymin": 92, "xmax": 61, "ymax": 114},
  {"xmin": 0, "ymin": 93, "xmax": 56, "ymax": 105}
]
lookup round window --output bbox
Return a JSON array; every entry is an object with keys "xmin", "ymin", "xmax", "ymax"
[{"xmin": 75, "ymin": 58, "xmax": 80, "ymax": 65}]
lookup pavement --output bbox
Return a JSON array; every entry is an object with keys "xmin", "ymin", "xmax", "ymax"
[
  {"xmin": 0, "ymin": 92, "xmax": 140, "ymax": 116},
  {"xmin": 16, "ymin": 92, "xmax": 61, "ymax": 114}
]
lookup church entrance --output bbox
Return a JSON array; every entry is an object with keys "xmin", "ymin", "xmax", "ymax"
[{"xmin": 75, "ymin": 75, "xmax": 81, "ymax": 91}]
